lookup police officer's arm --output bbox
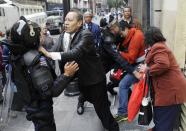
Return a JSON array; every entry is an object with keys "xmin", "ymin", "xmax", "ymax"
[
  {"xmin": 52, "ymin": 61, "xmax": 79, "ymax": 97},
  {"xmin": 103, "ymin": 36, "xmax": 135, "ymax": 73}
]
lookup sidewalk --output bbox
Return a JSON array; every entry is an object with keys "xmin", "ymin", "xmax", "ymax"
[
  {"xmin": 2, "ymin": 93, "xmax": 104, "ymax": 131},
  {"xmin": 2, "ymin": 89, "xmax": 149, "ymax": 131}
]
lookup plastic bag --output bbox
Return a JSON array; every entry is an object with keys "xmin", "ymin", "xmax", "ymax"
[{"xmin": 128, "ymin": 78, "xmax": 147, "ymax": 122}]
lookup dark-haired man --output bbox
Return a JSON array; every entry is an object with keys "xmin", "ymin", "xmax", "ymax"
[
  {"xmin": 40, "ymin": 9, "xmax": 119, "ymax": 131},
  {"xmin": 114, "ymin": 21, "xmax": 145, "ymax": 122},
  {"xmin": 75, "ymin": 11, "xmax": 101, "ymax": 113},
  {"xmin": 120, "ymin": 6, "xmax": 142, "ymax": 30},
  {"xmin": 99, "ymin": 20, "xmax": 136, "ymax": 95}
]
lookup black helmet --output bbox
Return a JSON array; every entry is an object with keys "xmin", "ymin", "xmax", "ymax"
[{"xmin": 10, "ymin": 16, "xmax": 41, "ymax": 55}]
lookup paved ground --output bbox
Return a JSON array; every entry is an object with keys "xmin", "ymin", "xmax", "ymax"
[{"xmin": 0, "ymin": 87, "xmax": 151, "ymax": 131}]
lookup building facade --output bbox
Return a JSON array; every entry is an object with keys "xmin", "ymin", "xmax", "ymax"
[
  {"xmin": 151, "ymin": 0, "xmax": 186, "ymax": 71},
  {"xmin": 70, "ymin": 0, "xmax": 107, "ymax": 14},
  {"xmin": 10, "ymin": 0, "xmax": 45, "ymax": 15},
  {"xmin": 46, "ymin": 0, "xmax": 63, "ymax": 11}
]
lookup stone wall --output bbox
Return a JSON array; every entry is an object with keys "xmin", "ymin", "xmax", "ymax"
[
  {"xmin": 174, "ymin": 0, "xmax": 186, "ymax": 69},
  {"xmin": 160, "ymin": 0, "xmax": 177, "ymax": 51},
  {"xmin": 128, "ymin": 0, "xmax": 149, "ymax": 30},
  {"xmin": 161, "ymin": 0, "xmax": 186, "ymax": 69}
]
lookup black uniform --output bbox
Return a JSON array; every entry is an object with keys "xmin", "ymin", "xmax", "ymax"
[
  {"xmin": 99, "ymin": 27, "xmax": 134, "ymax": 74},
  {"xmin": 9, "ymin": 17, "xmax": 73, "ymax": 131}
]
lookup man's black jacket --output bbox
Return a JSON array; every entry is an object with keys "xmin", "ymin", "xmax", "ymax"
[{"xmin": 56, "ymin": 28, "xmax": 105, "ymax": 87}]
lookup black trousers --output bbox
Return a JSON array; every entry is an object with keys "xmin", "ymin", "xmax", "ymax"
[
  {"xmin": 153, "ymin": 104, "xmax": 180, "ymax": 131},
  {"xmin": 26, "ymin": 100, "xmax": 56, "ymax": 131},
  {"xmin": 33, "ymin": 120, "xmax": 56, "ymax": 131},
  {"xmin": 79, "ymin": 80, "xmax": 119, "ymax": 131}
]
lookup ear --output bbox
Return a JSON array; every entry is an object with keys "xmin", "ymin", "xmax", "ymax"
[{"xmin": 77, "ymin": 20, "xmax": 83, "ymax": 28}]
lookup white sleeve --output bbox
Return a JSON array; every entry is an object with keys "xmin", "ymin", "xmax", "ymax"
[{"xmin": 49, "ymin": 52, "xmax": 61, "ymax": 60}]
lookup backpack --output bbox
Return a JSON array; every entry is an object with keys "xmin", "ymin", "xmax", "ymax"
[
  {"xmin": 11, "ymin": 49, "xmax": 55, "ymax": 104},
  {"xmin": 23, "ymin": 50, "xmax": 54, "ymax": 99}
]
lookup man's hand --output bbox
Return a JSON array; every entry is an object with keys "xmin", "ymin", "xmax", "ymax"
[
  {"xmin": 39, "ymin": 46, "xmax": 52, "ymax": 58},
  {"xmin": 133, "ymin": 70, "xmax": 143, "ymax": 80},
  {"xmin": 138, "ymin": 64, "xmax": 148, "ymax": 73},
  {"xmin": 64, "ymin": 61, "xmax": 79, "ymax": 77}
]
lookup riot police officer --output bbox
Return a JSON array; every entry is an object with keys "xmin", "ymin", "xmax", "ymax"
[{"xmin": 9, "ymin": 16, "xmax": 78, "ymax": 131}]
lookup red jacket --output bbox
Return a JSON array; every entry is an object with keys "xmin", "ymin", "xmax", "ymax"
[
  {"xmin": 146, "ymin": 43, "xmax": 186, "ymax": 106},
  {"xmin": 120, "ymin": 28, "xmax": 145, "ymax": 64}
]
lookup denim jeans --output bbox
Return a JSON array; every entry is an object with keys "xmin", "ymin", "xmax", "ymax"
[{"xmin": 118, "ymin": 73, "xmax": 138, "ymax": 115}]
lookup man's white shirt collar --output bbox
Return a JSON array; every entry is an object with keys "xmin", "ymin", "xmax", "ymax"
[
  {"xmin": 123, "ymin": 17, "xmax": 132, "ymax": 24},
  {"xmin": 49, "ymin": 32, "xmax": 75, "ymax": 60}
]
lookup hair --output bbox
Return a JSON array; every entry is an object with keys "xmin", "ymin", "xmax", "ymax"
[
  {"xmin": 144, "ymin": 27, "xmax": 166, "ymax": 47},
  {"xmin": 123, "ymin": 6, "xmax": 132, "ymax": 12},
  {"xmin": 100, "ymin": 18, "xmax": 107, "ymax": 28},
  {"xmin": 107, "ymin": 19, "xmax": 119, "ymax": 28},
  {"xmin": 133, "ymin": 17, "xmax": 142, "ymax": 30},
  {"xmin": 109, "ymin": 15, "xmax": 114, "ymax": 23},
  {"xmin": 6, "ymin": 29, "xmax": 11, "ymax": 38},
  {"xmin": 84, "ymin": 11, "xmax": 93, "ymax": 18},
  {"xmin": 119, "ymin": 20, "xmax": 131, "ymax": 31},
  {"xmin": 70, "ymin": 8, "xmax": 83, "ymax": 21}
]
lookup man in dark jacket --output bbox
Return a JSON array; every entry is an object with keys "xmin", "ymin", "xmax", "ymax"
[
  {"xmin": 119, "ymin": 6, "xmax": 133, "ymax": 26},
  {"xmin": 119, "ymin": 6, "xmax": 143, "ymax": 31},
  {"xmin": 76, "ymin": 11, "xmax": 102, "ymax": 109},
  {"xmin": 40, "ymin": 9, "xmax": 119, "ymax": 131}
]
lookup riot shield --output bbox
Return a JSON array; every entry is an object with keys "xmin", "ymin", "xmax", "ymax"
[{"xmin": 0, "ymin": 64, "xmax": 15, "ymax": 129}]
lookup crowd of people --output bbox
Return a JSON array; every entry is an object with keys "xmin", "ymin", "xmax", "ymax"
[{"xmin": 0, "ymin": 5, "xmax": 186, "ymax": 131}]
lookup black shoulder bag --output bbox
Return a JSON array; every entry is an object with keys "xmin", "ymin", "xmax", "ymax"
[{"xmin": 138, "ymin": 71, "xmax": 153, "ymax": 125}]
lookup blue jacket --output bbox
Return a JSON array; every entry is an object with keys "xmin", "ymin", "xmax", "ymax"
[{"xmin": 84, "ymin": 22, "xmax": 101, "ymax": 48}]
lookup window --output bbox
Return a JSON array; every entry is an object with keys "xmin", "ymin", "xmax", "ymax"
[
  {"xmin": 29, "ymin": 8, "xmax": 31, "ymax": 14},
  {"xmin": 0, "ymin": 8, "xmax": 2, "ymax": 16},
  {"xmin": 46, "ymin": 10, "xmax": 63, "ymax": 17},
  {"xmin": 0, "ymin": 8, "xmax": 5, "ymax": 16},
  {"xmin": 21, "ymin": 8, "xmax": 24, "ymax": 15},
  {"xmin": 25, "ymin": 8, "xmax": 28, "ymax": 15}
]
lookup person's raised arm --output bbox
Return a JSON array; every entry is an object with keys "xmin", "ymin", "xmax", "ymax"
[{"xmin": 52, "ymin": 61, "xmax": 79, "ymax": 97}]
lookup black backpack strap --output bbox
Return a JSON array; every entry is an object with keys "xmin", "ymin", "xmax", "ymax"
[{"xmin": 23, "ymin": 50, "xmax": 41, "ymax": 68}]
